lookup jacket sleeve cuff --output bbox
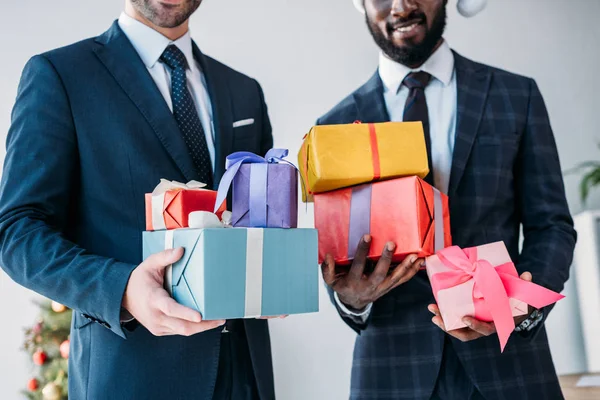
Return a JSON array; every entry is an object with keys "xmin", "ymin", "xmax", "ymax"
[{"xmin": 101, "ymin": 261, "xmax": 137, "ymax": 339}]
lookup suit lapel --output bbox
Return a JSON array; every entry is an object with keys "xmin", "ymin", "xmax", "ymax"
[
  {"xmin": 93, "ymin": 21, "xmax": 197, "ymax": 182},
  {"xmin": 193, "ymin": 43, "xmax": 233, "ymax": 187},
  {"xmin": 447, "ymin": 52, "xmax": 492, "ymax": 195},
  {"xmin": 353, "ymin": 72, "xmax": 391, "ymax": 123}
]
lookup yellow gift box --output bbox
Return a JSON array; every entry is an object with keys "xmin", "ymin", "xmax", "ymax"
[{"xmin": 298, "ymin": 122, "xmax": 429, "ymax": 202}]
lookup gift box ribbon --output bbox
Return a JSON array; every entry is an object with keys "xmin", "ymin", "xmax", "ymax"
[
  {"xmin": 347, "ymin": 183, "xmax": 446, "ymax": 259},
  {"xmin": 364, "ymin": 122, "xmax": 381, "ymax": 181},
  {"xmin": 215, "ymin": 149, "xmax": 300, "ymax": 227},
  {"xmin": 163, "ymin": 211, "xmax": 228, "ymax": 297},
  {"xmin": 162, "ymin": 211, "xmax": 263, "ymax": 317},
  {"xmin": 151, "ymin": 179, "xmax": 208, "ymax": 231},
  {"xmin": 300, "ymin": 122, "xmax": 381, "ymax": 198},
  {"xmin": 430, "ymin": 246, "xmax": 564, "ymax": 351}
]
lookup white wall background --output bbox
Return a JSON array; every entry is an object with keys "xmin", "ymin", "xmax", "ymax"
[{"xmin": 1, "ymin": 0, "xmax": 599, "ymax": 398}]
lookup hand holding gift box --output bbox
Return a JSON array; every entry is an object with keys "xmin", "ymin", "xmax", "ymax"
[
  {"xmin": 322, "ymin": 234, "xmax": 424, "ymax": 311},
  {"xmin": 214, "ymin": 149, "xmax": 298, "ymax": 228},
  {"xmin": 298, "ymin": 121, "xmax": 429, "ymax": 202},
  {"xmin": 143, "ymin": 211, "xmax": 319, "ymax": 320},
  {"xmin": 145, "ymin": 179, "xmax": 226, "ymax": 231},
  {"xmin": 425, "ymin": 242, "xmax": 564, "ymax": 351}
]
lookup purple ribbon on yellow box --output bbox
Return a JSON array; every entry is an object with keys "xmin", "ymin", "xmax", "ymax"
[{"xmin": 427, "ymin": 243, "xmax": 564, "ymax": 352}]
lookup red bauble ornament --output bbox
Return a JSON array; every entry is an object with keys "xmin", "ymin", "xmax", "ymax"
[
  {"xmin": 27, "ymin": 378, "xmax": 39, "ymax": 391},
  {"xmin": 33, "ymin": 350, "xmax": 47, "ymax": 366},
  {"xmin": 60, "ymin": 339, "xmax": 70, "ymax": 359}
]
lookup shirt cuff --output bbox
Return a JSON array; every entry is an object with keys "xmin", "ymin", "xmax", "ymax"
[
  {"xmin": 120, "ymin": 307, "xmax": 135, "ymax": 323},
  {"xmin": 334, "ymin": 292, "xmax": 372, "ymax": 321}
]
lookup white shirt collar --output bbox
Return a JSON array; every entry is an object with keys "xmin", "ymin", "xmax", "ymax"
[
  {"xmin": 118, "ymin": 12, "xmax": 195, "ymax": 69},
  {"xmin": 378, "ymin": 40, "xmax": 454, "ymax": 93}
]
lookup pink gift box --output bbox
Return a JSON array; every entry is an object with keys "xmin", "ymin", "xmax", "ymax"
[
  {"xmin": 426, "ymin": 242, "xmax": 528, "ymax": 330},
  {"xmin": 426, "ymin": 241, "xmax": 564, "ymax": 351}
]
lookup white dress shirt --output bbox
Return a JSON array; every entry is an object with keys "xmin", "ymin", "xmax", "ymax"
[
  {"xmin": 335, "ymin": 41, "xmax": 458, "ymax": 321},
  {"xmin": 118, "ymin": 12, "xmax": 216, "ymax": 170},
  {"xmin": 117, "ymin": 13, "xmax": 217, "ymax": 324},
  {"xmin": 380, "ymin": 40, "xmax": 457, "ymax": 194}
]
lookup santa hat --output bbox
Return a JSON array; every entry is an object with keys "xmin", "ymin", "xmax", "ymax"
[{"xmin": 352, "ymin": 0, "xmax": 487, "ymax": 18}]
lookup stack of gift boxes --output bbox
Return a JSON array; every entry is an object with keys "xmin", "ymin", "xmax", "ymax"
[
  {"xmin": 299, "ymin": 121, "xmax": 452, "ymax": 265},
  {"xmin": 299, "ymin": 121, "xmax": 564, "ymax": 351},
  {"xmin": 142, "ymin": 149, "xmax": 319, "ymax": 320},
  {"xmin": 140, "ymin": 121, "xmax": 564, "ymax": 351}
]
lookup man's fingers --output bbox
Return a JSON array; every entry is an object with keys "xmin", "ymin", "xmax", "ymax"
[
  {"xmin": 156, "ymin": 295, "xmax": 202, "ymax": 323},
  {"xmin": 144, "ymin": 247, "xmax": 184, "ymax": 272},
  {"xmin": 432, "ymin": 316, "xmax": 484, "ymax": 342},
  {"xmin": 389, "ymin": 255, "xmax": 420, "ymax": 287},
  {"xmin": 520, "ymin": 271, "xmax": 533, "ymax": 282},
  {"xmin": 428, "ymin": 304, "xmax": 440, "ymax": 316},
  {"xmin": 162, "ymin": 317, "xmax": 226, "ymax": 336},
  {"xmin": 431, "ymin": 315, "xmax": 447, "ymax": 331},
  {"xmin": 369, "ymin": 242, "xmax": 396, "ymax": 287},
  {"xmin": 431, "ymin": 307, "xmax": 491, "ymax": 342},
  {"xmin": 257, "ymin": 315, "xmax": 288, "ymax": 320},
  {"xmin": 462, "ymin": 317, "xmax": 496, "ymax": 336},
  {"xmin": 321, "ymin": 254, "xmax": 338, "ymax": 287},
  {"xmin": 348, "ymin": 235, "xmax": 372, "ymax": 281},
  {"xmin": 445, "ymin": 328, "xmax": 484, "ymax": 342},
  {"xmin": 375, "ymin": 254, "xmax": 420, "ymax": 296}
]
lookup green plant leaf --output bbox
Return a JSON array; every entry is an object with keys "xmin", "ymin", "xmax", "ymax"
[
  {"xmin": 580, "ymin": 167, "xmax": 600, "ymax": 204},
  {"xmin": 565, "ymin": 161, "xmax": 600, "ymax": 175}
]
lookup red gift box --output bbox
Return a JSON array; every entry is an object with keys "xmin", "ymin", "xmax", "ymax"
[
  {"xmin": 145, "ymin": 180, "xmax": 226, "ymax": 231},
  {"xmin": 314, "ymin": 176, "xmax": 451, "ymax": 265}
]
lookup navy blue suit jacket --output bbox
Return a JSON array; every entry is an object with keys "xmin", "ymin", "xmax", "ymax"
[
  {"xmin": 0, "ymin": 22, "xmax": 274, "ymax": 399},
  {"xmin": 318, "ymin": 52, "xmax": 577, "ymax": 400}
]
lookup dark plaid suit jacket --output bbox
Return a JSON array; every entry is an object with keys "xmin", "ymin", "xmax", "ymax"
[{"xmin": 317, "ymin": 52, "xmax": 577, "ymax": 400}]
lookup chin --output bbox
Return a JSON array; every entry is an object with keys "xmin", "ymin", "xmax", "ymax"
[
  {"xmin": 393, "ymin": 35, "xmax": 427, "ymax": 49},
  {"xmin": 150, "ymin": 11, "xmax": 187, "ymax": 28},
  {"xmin": 156, "ymin": 19, "xmax": 186, "ymax": 28}
]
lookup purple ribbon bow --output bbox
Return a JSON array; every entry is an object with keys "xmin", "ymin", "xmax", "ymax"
[{"xmin": 214, "ymin": 149, "xmax": 292, "ymax": 227}]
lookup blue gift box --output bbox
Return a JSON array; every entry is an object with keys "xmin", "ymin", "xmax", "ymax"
[{"xmin": 142, "ymin": 228, "xmax": 319, "ymax": 319}]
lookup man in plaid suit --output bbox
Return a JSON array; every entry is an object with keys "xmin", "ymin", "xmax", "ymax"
[{"xmin": 319, "ymin": 0, "xmax": 577, "ymax": 399}]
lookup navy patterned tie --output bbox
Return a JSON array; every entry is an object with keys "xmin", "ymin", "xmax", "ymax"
[
  {"xmin": 402, "ymin": 71, "xmax": 434, "ymax": 186},
  {"xmin": 160, "ymin": 44, "xmax": 213, "ymax": 188}
]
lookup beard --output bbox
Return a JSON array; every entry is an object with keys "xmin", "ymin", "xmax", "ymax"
[
  {"xmin": 130, "ymin": 0, "xmax": 202, "ymax": 28},
  {"xmin": 367, "ymin": 6, "xmax": 447, "ymax": 67}
]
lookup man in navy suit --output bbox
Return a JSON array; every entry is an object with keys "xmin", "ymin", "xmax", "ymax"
[
  {"xmin": 320, "ymin": 0, "xmax": 577, "ymax": 399},
  {"xmin": 0, "ymin": 0, "xmax": 274, "ymax": 398}
]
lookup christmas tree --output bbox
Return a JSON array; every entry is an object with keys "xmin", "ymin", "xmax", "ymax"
[{"xmin": 22, "ymin": 299, "xmax": 71, "ymax": 400}]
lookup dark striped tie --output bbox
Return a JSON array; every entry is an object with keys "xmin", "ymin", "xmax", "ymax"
[
  {"xmin": 402, "ymin": 71, "xmax": 434, "ymax": 186},
  {"xmin": 160, "ymin": 44, "xmax": 213, "ymax": 188}
]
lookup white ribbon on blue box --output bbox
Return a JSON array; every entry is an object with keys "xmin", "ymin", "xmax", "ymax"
[
  {"xmin": 144, "ymin": 213, "xmax": 319, "ymax": 319},
  {"xmin": 244, "ymin": 228, "xmax": 264, "ymax": 317}
]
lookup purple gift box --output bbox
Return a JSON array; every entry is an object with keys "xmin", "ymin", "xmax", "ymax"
[
  {"xmin": 231, "ymin": 163, "xmax": 298, "ymax": 228},
  {"xmin": 214, "ymin": 149, "xmax": 299, "ymax": 229}
]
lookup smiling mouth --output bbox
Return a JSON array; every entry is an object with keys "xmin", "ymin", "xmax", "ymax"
[
  {"xmin": 392, "ymin": 19, "xmax": 423, "ymax": 33},
  {"xmin": 159, "ymin": 0, "xmax": 183, "ymax": 6}
]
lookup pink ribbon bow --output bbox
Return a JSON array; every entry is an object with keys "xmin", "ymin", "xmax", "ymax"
[{"xmin": 430, "ymin": 245, "xmax": 564, "ymax": 351}]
